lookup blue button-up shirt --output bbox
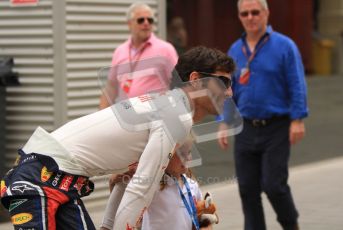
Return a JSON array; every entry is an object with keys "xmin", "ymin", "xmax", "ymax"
[{"xmin": 227, "ymin": 26, "xmax": 308, "ymax": 120}]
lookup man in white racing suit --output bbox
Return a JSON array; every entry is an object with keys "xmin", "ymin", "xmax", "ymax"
[{"xmin": 0, "ymin": 46, "xmax": 235, "ymax": 230}]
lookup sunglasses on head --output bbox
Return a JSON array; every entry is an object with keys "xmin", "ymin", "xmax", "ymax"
[
  {"xmin": 198, "ymin": 72, "xmax": 232, "ymax": 88},
  {"xmin": 136, "ymin": 17, "xmax": 154, "ymax": 25},
  {"xmin": 239, "ymin": 9, "xmax": 261, "ymax": 17}
]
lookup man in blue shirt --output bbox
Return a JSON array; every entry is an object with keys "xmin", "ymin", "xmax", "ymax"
[{"xmin": 218, "ymin": 0, "xmax": 308, "ymax": 230}]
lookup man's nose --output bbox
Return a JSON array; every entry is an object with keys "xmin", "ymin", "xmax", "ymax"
[{"xmin": 247, "ymin": 13, "xmax": 254, "ymax": 20}]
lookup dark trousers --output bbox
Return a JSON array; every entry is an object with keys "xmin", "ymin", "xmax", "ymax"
[
  {"xmin": 234, "ymin": 118, "xmax": 298, "ymax": 230},
  {"xmin": 1, "ymin": 151, "xmax": 95, "ymax": 230}
]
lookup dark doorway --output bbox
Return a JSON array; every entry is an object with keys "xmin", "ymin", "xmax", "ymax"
[{"xmin": 167, "ymin": 0, "xmax": 314, "ymax": 72}]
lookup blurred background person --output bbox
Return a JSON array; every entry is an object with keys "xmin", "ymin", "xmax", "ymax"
[
  {"xmin": 218, "ymin": 0, "xmax": 308, "ymax": 229},
  {"xmin": 167, "ymin": 16, "xmax": 188, "ymax": 55},
  {"xmin": 99, "ymin": 2, "xmax": 178, "ymax": 109}
]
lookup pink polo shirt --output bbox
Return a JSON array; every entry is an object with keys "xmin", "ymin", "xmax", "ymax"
[{"xmin": 110, "ymin": 33, "xmax": 178, "ymax": 98}]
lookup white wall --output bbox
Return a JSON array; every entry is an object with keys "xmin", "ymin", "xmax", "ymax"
[{"xmin": 0, "ymin": 0, "xmax": 165, "ymax": 209}]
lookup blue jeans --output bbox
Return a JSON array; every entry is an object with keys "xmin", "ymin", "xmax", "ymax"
[{"xmin": 234, "ymin": 117, "xmax": 298, "ymax": 230}]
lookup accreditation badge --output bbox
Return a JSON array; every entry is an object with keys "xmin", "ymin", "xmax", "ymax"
[
  {"xmin": 119, "ymin": 73, "xmax": 133, "ymax": 93},
  {"xmin": 239, "ymin": 67, "xmax": 250, "ymax": 85},
  {"xmin": 121, "ymin": 79, "xmax": 133, "ymax": 93}
]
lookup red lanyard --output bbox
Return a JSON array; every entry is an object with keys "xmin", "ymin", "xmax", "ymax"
[
  {"xmin": 238, "ymin": 34, "xmax": 269, "ymax": 85},
  {"xmin": 129, "ymin": 42, "xmax": 149, "ymax": 72},
  {"xmin": 122, "ymin": 42, "xmax": 149, "ymax": 93},
  {"xmin": 242, "ymin": 34, "xmax": 269, "ymax": 69}
]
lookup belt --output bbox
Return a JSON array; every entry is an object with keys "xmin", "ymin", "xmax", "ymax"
[{"xmin": 244, "ymin": 115, "xmax": 289, "ymax": 127}]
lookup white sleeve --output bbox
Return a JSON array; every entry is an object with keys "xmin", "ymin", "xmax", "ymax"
[
  {"xmin": 100, "ymin": 182, "xmax": 127, "ymax": 229},
  {"xmin": 113, "ymin": 124, "xmax": 174, "ymax": 229}
]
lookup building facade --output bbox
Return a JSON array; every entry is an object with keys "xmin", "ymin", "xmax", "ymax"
[{"xmin": 0, "ymin": 0, "xmax": 166, "ymax": 211}]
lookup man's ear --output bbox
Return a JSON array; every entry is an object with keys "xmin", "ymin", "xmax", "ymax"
[
  {"xmin": 189, "ymin": 71, "xmax": 202, "ymax": 89},
  {"xmin": 265, "ymin": 9, "xmax": 270, "ymax": 21},
  {"xmin": 189, "ymin": 71, "xmax": 200, "ymax": 81},
  {"xmin": 189, "ymin": 71, "xmax": 203, "ymax": 89},
  {"xmin": 127, "ymin": 20, "xmax": 132, "ymax": 30}
]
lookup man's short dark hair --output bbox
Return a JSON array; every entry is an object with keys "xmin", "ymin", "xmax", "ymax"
[{"xmin": 171, "ymin": 46, "xmax": 235, "ymax": 88}]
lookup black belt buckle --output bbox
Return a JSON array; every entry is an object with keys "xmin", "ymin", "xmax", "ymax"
[{"xmin": 252, "ymin": 119, "xmax": 267, "ymax": 127}]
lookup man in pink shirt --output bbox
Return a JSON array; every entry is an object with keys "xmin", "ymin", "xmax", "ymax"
[{"xmin": 99, "ymin": 2, "xmax": 178, "ymax": 109}]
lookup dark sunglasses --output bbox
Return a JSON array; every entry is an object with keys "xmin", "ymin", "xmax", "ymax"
[
  {"xmin": 198, "ymin": 72, "xmax": 232, "ymax": 88},
  {"xmin": 239, "ymin": 9, "xmax": 261, "ymax": 17},
  {"xmin": 136, "ymin": 17, "xmax": 154, "ymax": 25}
]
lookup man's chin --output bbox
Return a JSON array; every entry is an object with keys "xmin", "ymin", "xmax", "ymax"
[{"xmin": 141, "ymin": 31, "xmax": 151, "ymax": 37}]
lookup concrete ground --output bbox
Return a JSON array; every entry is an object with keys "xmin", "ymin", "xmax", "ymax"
[
  {"xmin": 1, "ymin": 156, "xmax": 342, "ymax": 229},
  {"xmin": 83, "ymin": 156, "xmax": 343, "ymax": 230}
]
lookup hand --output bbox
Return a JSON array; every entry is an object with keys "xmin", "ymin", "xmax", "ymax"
[
  {"xmin": 217, "ymin": 123, "xmax": 229, "ymax": 150},
  {"xmin": 127, "ymin": 162, "xmax": 138, "ymax": 177},
  {"xmin": 109, "ymin": 162, "xmax": 138, "ymax": 192},
  {"xmin": 289, "ymin": 119, "xmax": 305, "ymax": 145},
  {"xmin": 109, "ymin": 174, "xmax": 125, "ymax": 192}
]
